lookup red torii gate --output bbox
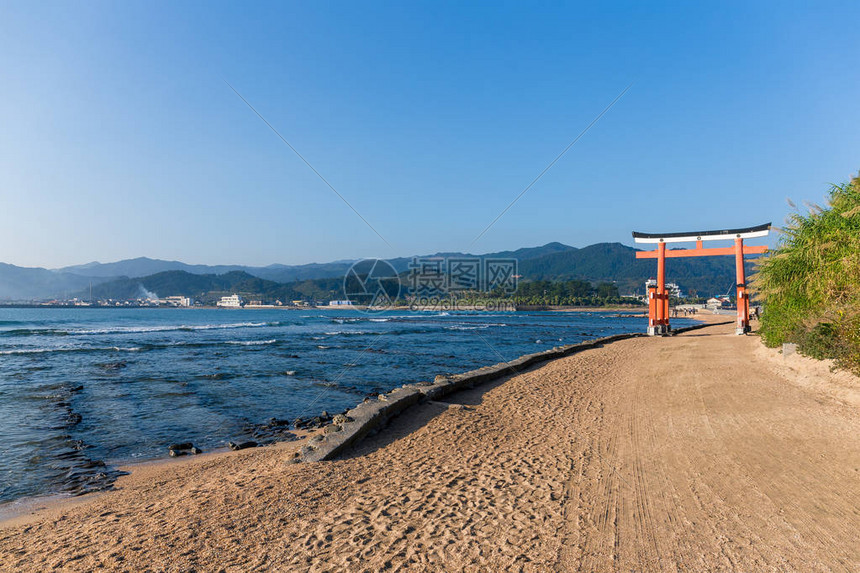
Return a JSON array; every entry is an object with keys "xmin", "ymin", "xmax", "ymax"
[{"xmin": 632, "ymin": 223, "xmax": 771, "ymax": 336}]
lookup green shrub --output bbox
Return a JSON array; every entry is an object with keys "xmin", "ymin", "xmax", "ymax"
[{"xmin": 751, "ymin": 172, "xmax": 860, "ymax": 374}]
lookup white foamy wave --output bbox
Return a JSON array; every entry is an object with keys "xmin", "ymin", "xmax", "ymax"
[
  {"xmin": 71, "ymin": 322, "xmax": 268, "ymax": 335},
  {"xmin": 225, "ymin": 339, "xmax": 277, "ymax": 346},
  {"xmin": 0, "ymin": 346, "xmax": 142, "ymax": 355},
  {"xmin": 323, "ymin": 330, "xmax": 372, "ymax": 336}
]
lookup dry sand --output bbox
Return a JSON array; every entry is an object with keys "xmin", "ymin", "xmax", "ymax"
[{"xmin": 2, "ymin": 320, "xmax": 859, "ymax": 572}]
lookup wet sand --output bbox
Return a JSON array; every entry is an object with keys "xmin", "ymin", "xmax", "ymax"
[{"xmin": 2, "ymin": 320, "xmax": 858, "ymax": 571}]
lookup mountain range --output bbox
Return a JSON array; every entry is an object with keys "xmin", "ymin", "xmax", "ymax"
[{"xmin": 0, "ymin": 242, "xmax": 755, "ymax": 301}]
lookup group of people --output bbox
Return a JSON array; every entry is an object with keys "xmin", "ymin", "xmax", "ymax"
[{"xmin": 671, "ymin": 307, "xmax": 699, "ymax": 317}]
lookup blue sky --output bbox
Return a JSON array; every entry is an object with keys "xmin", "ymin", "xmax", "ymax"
[{"xmin": 1, "ymin": 1, "xmax": 858, "ymax": 268}]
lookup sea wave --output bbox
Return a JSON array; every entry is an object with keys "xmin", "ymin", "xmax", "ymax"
[
  {"xmin": 2, "ymin": 322, "xmax": 272, "ymax": 337},
  {"xmin": 323, "ymin": 330, "xmax": 372, "ymax": 336},
  {"xmin": 0, "ymin": 328, "xmax": 70, "ymax": 337},
  {"xmin": 224, "ymin": 339, "xmax": 277, "ymax": 346},
  {"xmin": 72, "ymin": 322, "xmax": 269, "ymax": 335},
  {"xmin": 0, "ymin": 346, "xmax": 143, "ymax": 355},
  {"xmin": 330, "ymin": 318, "xmax": 361, "ymax": 324}
]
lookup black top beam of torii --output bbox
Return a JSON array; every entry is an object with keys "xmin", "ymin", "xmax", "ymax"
[{"xmin": 631, "ymin": 222, "xmax": 771, "ymax": 244}]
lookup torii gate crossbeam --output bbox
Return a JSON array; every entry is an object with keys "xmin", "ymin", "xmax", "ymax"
[{"xmin": 632, "ymin": 223, "xmax": 771, "ymax": 336}]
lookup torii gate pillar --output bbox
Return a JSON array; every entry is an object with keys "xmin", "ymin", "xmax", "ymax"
[
  {"xmin": 734, "ymin": 237, "xmax": 751, "ymax": 335},
  {"xmin": 633, "ymin": 224, "xmax": 771, "ymax": 336}
]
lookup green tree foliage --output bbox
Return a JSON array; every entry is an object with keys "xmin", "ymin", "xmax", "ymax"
[
  {"xmin": 595, "ymin": 282, "xmax": 620, "ymax": 299},
  {"xmin": 752, "ymin": 173, "xmax": 860, "ymax": 374},
  {"xmin": 510, "ymin": 280, "xmax": 629, "ymax": 306}
]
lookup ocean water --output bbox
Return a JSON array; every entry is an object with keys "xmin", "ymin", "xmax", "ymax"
[{"xmin": 0, "ymin": 307, "xmax": 697, "ymax": 504}]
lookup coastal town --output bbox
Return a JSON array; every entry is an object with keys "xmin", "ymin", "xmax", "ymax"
[{"xmin": 21, "ymin": 282, "xmax": 743, "ymax": 312}]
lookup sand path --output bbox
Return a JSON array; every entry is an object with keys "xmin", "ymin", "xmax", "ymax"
[{"xmin": 2, "ymin": 321, "xmax": 858, "ymax": 571}]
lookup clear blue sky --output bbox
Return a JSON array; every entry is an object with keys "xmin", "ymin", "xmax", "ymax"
[{"xmin": 1, "ymin": 1, "xmax": 858, "ymax": 268}]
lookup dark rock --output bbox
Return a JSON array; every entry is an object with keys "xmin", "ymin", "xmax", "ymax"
[
  {"xmin": 100, "ymin": 361, "xmax": 127, "ymax": 370},
  {"xmin": 293, "ymin": 414, "xmax": 332, "ymax": 430},
  {"xmin": 168, "ymin": 442, "xmax": 193, "ymax": 451},
  {"xmin": 332, "ymin": 414, "xmax": 351, "ymax": 425},
  {"xmin": 228, "ymin": 441, "xmax": 258, "ymax": 451},
  {"xmin": 168, "ymin": 449, "xmax": 187, "ymax": 457},
  {"xmin": 324, "ymin": 425, "xmax": 342, "ymax": 434},
  {"xmin": 190, "ymin": 446, "xmax": 203, "ymax": 455},
  {"xmin": 245, "ymin": 417, "xmax": 298, "ymax": 442}
]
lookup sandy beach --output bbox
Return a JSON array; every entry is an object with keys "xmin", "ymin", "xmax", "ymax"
[{"xmin": 2, "ymin": 318, "xmax": 858, "ymax": 572}]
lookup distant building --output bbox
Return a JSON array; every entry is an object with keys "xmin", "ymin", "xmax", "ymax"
[
  {"xmin": 217, "ymin": 294, "xmax": 244, "ymax": 308},
  {"xmin": 328, "ymin": 300, "xmax": 354, "ymax": 306},
  {"xmin": 644, "ymin": 280, "xmax": 683, "ymax": 298},
  {"xmin": 160, "ymin": 296, "xmax": 193, "ymax": 307},
  {"xmin": 707, "ymin": 296, "xmax": 732, "ymax": 310}
]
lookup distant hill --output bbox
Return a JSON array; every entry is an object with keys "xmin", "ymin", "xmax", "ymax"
[
  {"xmin": 56, "ymin": 243, "xmax": 579, "ymax": 283},
  {"xmin": 86, "ymin": 270, "xmax": 344, "ymax": 304},
  {"xmin": 0, "ymin": 263, "xmax": 106, "ymax": 301},
  {"xmin": 60, "ymin": 257, "xmax": 252, "ymax": 279},
  {"xmin": 1, "ymin": 241, "xmax": 756, "ymax": 301}
]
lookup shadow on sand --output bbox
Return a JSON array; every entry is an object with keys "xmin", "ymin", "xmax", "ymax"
[{"xmin": 336, "ymin": 373, "xmax": 518, "ymax": 461}]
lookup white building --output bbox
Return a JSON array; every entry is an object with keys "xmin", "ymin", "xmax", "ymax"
[
  {"xmin": 328, "ymin": 300, "xmax": 354, "ymax": 306},
  {"xmin": 217, "ymin": 294, "xmax": 244, "ymax": 308},
  {"xmin": 160, "ymin": 296, "xmax": 193, "ymax": 307},
  {"xmin": 707, "ymin": 296, "xmax": 732, "ymax": 310},
  {"xmin": 644, "ymin": 280, "xmax": 683, "ymax": 298}
]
